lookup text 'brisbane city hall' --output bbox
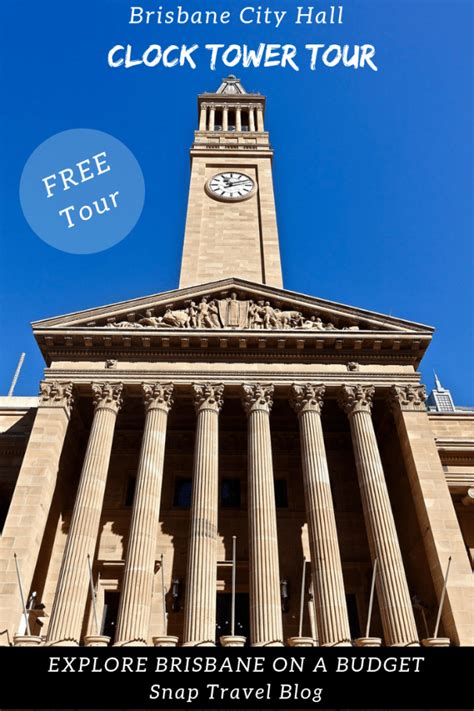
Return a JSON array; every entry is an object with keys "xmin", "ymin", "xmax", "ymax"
[{"xmin": 0, "ymin": 76, "xmax": 472, "ymax": 649}]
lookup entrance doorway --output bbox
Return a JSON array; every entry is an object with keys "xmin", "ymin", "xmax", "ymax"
[{"xmin": 216, "ymin": 592, "xmax": 250, "ymax": 644}]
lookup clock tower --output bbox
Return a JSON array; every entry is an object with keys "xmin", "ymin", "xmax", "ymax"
[{"xmin": 179, "ymin": 75, "xmax": 283, "ymax": 288}]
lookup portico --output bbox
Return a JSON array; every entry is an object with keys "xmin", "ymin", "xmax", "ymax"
[{"xmin": 5, "ymin": 348, "xmax": 470, "ymax": 647}]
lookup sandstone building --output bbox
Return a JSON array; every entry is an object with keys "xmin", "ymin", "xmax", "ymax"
[{"xmin": 0, "ymin": 77, "xmax": 472, "ymax": 648}]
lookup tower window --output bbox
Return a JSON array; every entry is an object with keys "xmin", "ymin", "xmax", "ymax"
[
  {"xmin": 228, "ymin": 109, "xmax": 236, "ymax": 132},
  {"xmin": 214, "ymin": 109, "xmax": 223, "ymax": 131},
  {"xmin": 241, "ymin": 109, "xmax": 250, "ymax": 131},
  {"xmin": 221, "ymin": 478, "xmax": 241, "ymax": 507},
  {"xmin": 173, "ymin": 478, "xmax": 192, "ymax": 508},
  {"xmin": 274, "ymin": 479, "xmax": 288, "ymax": 508}
]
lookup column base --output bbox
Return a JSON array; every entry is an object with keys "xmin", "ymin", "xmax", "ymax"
[
  {"xmin": 220, "ymin": 635, "xmax": 246, "ymax": 647},
  {"xmin": 84, "ymin": 634, "xmax": 110, "ymax": 647},
  {"xmin": 45, "ymin": 638, "xmax": 79, "ymax": 647},
  {"xmin": 153, "ymin": 636, "xmax": 179, "ymax": 647},
  {"xmin": 421, "ymin": 637, "xmax": 450, "ymax": 647},
  {"xmin": 182, "ymin": 640, "xmax": 216, "ymax": 647},
  {"xmin": 287, "ymin": 636, "xmax": 315, "ymax": 647},
  {"xmin": 355, "ymin": 637, "xmax": 382, "ymax": 647},
  {"xmin": 390, "ymin": 641, "xmax": 420, "ymax": 647},
  {"xmin": 321, "ymin": 640, "xmax": 353, "ymax": 647},
  {"xmin": 114, "ymin": 639, "xmax": 148, "ymax": 647},
  {"xmin": 13, "ymin": 634, "xmax": 43, "ymax": 647},
  {"xmin": 252, "ymin": 641, "xmax": 285, "ymax": 647}
]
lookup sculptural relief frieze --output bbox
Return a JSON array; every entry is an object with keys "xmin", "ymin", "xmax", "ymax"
[{"xmin": 100, "ymin": 292, "xmax": 360, "ymax": 332}]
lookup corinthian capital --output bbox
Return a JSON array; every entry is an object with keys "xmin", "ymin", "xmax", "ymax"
[
  {"xmin": 290, "ymin": 383, "xmax": 325, "ymax": 416},
  {"xmin": 241, "ymin": 383, "xmax": 274, "ymax": 415},
  {"xmin": 39, "ymin": 381, "xmax": 74, "ymax": 411},
  {"xmin": 338, "ymin": 384, "xmax": 375, "ymax": 416},
  {"xmin": 142, "ymin": 383, "xmax": 174, "ymax": 413},
  {"xmin": 192, "ymin": 383, "xmax": 224, "ymax": 414},
  {"xmin": 91, "ymin": 382, "xmax": 123, "ymax": 413},
  {"xmin": 389, "ymin": 384, "xmax": 427, "ymax": 412}
]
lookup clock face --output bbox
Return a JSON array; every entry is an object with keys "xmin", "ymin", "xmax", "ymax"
[{"xmin": 206, "ymin": 172, "xmax": 256, "ymax": 201}]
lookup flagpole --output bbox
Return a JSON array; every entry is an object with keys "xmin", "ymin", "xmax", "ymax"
[
  {"xmin": 365, "ymin": 557, "xmax": 378, "ymax": 638},
  {"xmin": 8, "ymin": 353, "xmax": 25, "ymax": 397},
  {"xmin": 231, "ymin": 536, "xmax": 236, "ymax": 636},
  {"xmin": 298, "ymin": 557, "xmax": 307, "ymax": 638},
  {"xmin": 433, "ymin": 556, "xmax": 452, "ymax": 638},
  {"xmin": 160, "ymin": 554, "xmax": 167, "ymax": 633},
  {"xmin": 13, "ymin": 553, "xmax": 30, "ymax": 635},
  {"xmin": 87, "ymin": 554, "xmax": 100, "ymax": 635}
]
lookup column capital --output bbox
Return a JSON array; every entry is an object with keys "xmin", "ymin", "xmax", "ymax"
[
  {"xmin": 39, "ymin": 381, "xmax": 74, "ymax": 412},
  {"xmin": 290, "ymin": 383, "xmax": 325, "ymax": 416},
  {"xmin": 192, "ymin": 383, "xmax": 224, "ymax": 414},
  {"xmin": 241, "ymin": 383, "xmax": 274, "ymax": 415},
  {"xmin": 91, "ymin": 382, "xmax": 123, "ymax": 413},
  {"xmin": 142, "ymin": 383, "xmax": 174, "ymax": 413},
  {"xmin": 389, "ymin": 384, "xmax": 427, "ymax": 412},
  {"xmin": 338, "ymin": 384, "xmax": 375, "ymax": 416}
]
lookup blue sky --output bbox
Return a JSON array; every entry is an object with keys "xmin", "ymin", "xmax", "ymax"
[{"xmin": 0, "ymin": 0, "xmax": 472, "ymax": 402}]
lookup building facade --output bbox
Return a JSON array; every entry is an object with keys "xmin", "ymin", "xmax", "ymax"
[{"xmin": 0, "ymin": 77, "xmax": 472, "ymax": 648}]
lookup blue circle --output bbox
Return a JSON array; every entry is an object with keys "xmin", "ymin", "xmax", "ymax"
[{"xmin": 20, "ymin": 129, "xmax": 145, "ymax": 254}]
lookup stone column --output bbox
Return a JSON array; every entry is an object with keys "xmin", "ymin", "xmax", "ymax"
[
  {"xmin": 249, "ymin": 107, "xmax": 256, "ymax": 132},
  {"xmin": 390, "ymin": 385, "xmax": 474, "ymax": 646},
  {"xmin": 199, "ymin": 104, "xmax": 207, "ymax": 130},
  {"xmin": 338, "ymin": 385, "xmax": 419, "ymax": 646},
  {"xmin": 242, "ymin": 384, "xmax": 283, "ymax": 646},
  {"xmin": 46, "ymin": 383, "xmax": 123, "ymax": 645},
  {"xmin": 223, "ymin": 106, "xmax": 229, "ymax": 131},
  {"xmin": 0, "ymin": 382, "xmax": 74, "ymax": 642},
  {"xmin": 114, "ymin": 383, "xmax": 174, "ymax": 646},
  {"xmin": 236, "ymin": 106, "xmax": 242, "ymax": 132},
  {"xmin": 209, "ymin": 105, "xmax": 215, "ymax": 131},
  {"xmin": 290, "ymin": 384, "xmax": 351, "ymax": 646},
  {"xmin": 256, "ymin": 105, "xmax": 264, "ymax": 131},
  {"xmin": 183, "ymin": 383, "xmax": 223, "ymax": 646}
]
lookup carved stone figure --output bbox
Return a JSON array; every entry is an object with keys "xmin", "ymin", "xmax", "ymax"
[
  {"xmin": 189, "ymin": 301, "xmax": 199, "ymax": 328},
  {"xmin": 248, "ymin": 300, "xmax": 263, "ymax": 329},
  {"xmin": 217, "ymin": 292, "xmax": 250, "ymax": 328},
  {"xmin": 162, "ymin": 307, "xmax": 191, "ymax": 328},
  {"xmin": 100, "ymin": 295, "xmax": 360, "ymax": 332},
  {"xmin": 198, "ymin": 297, "xmax": 220, "ymax": 328},
  {"xmin": 274, "ymin": 308, "xmax": 302, "ymax": 329},
  {"xmin": 107, "ymin": 320, "xmax": 144, "ymax": 329},
  {"xmin": 138, "ymin": 310, "xmax": 164, "ymax": 328}
]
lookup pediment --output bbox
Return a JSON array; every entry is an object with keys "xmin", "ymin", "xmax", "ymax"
[
  {"xmin": 32, "ymin": 278, "xmax": 433, "ymax": 368},
  {"xmin": 32, "ymin": 277, "xmax": 432, "ymax": 334}
]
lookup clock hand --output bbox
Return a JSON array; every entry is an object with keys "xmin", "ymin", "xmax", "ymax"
[{"xmin": 223, "ymin": 179, "xmax": 252, "ymax": 187}]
